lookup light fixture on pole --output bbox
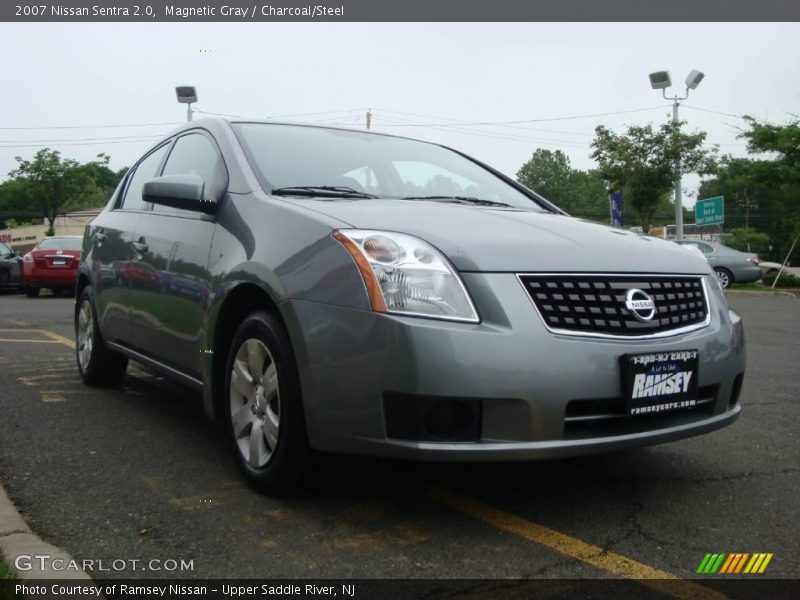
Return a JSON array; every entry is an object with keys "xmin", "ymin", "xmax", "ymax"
[
  {"xmin": 648, "ymin": 69, "xmax": 705, "ymax": 241},
  {"xmin": 175, "ymin": 86, "xmax": 198, "ymax": 122}
]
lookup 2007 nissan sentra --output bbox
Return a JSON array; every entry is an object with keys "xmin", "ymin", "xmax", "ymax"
[{"xmin": 75, "ymin": 118, "xmax": 745, "ymax": 492}]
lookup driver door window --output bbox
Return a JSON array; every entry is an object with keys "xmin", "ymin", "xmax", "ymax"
[{"xmin": 157, "ymin": 133, "xmax": 221, "ymax": 216}]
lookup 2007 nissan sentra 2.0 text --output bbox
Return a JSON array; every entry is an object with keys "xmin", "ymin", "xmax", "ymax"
[{"xmin": 74, "ymin": 118, "xmax": 745, "ymax": 492}]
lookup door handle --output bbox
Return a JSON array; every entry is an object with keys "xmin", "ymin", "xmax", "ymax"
[{"xmin": 133, "ymin": 238, "xmax": 149, "ymax": 253}]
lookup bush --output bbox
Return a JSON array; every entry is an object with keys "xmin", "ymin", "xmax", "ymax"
[{"xmin": 763, "ymin": 271, "xmax": 800, "ymax": 287}]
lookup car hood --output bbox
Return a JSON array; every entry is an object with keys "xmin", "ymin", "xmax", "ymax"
[{"xmin": 283, "ymin": 199, "xmax": 712, "ymax": 274}]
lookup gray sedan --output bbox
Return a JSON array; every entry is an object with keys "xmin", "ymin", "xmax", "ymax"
[
  {"xmin": 75, "ymin": 119, "xmax": 746, "ymax": 492},
  {"xmin": 675, "ymin": 240, "xmax": 761, "ymax": 289}
]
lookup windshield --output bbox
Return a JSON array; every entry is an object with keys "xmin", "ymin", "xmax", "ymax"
[
  {"xmin": 0, "ymin": 242, "xmax": 12, "ymax": 255},
  {"xmin": 233, "ymin": 123, "xmax": 547, "ymax": 211},
  {"xmin": 37, "ymin": 237, "xmax": 82, "ymax": 250}
]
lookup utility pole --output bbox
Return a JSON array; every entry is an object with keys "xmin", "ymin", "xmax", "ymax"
[{"xmin": 366, "ymin": 108, "xmax": 372, "ymax": 130}]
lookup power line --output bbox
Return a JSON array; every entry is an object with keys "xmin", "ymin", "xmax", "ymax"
[
  {"xmin": 371, "ymin": 112, "xmax": 591, "ymax": 148},
  {"xmin": 0, "ymin": 135, "xmax": 165, "ymax": 144},
  {"xmin": 0, "ymin": 138, "xmax": 161, "ymax": 149},
  {"xmin": 376, "ymin": 108, "xmax": 596, "ymax": 137},
  {"xmin": 372, "ymin": 105, "xmax": 672, "ymax": 127},
  {"xmin": 195, "ymin": 107, "xmax": 367, "ymax": 120},
  {"xmin": 0, "ymin": 122, "xmax": 180, "ymax": 131}
]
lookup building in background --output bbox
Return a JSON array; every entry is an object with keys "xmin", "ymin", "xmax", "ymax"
[{"xmin": 0, "ymin": 210, "xmax": 100, "ymax": 253}]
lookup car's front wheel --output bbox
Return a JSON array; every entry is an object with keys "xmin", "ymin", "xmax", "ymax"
[
  {"xmin": 714, "ymin": 267, "xmax": 733, "ymax": 289},
  {"xmin": 75, "ymin": 286, "xmax": 128, "ymax": 386},
  {"xmin": 224, "ymin": 311, "xmax": 309, "ymax": 493}
]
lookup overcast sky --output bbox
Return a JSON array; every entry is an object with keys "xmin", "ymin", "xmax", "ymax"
[{"xmin": 1, "ymin": 22, "xmax": 798, "ymax": 206}]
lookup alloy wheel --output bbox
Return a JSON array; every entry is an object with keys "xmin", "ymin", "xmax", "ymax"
[
  {"xmin": 77, "ymin": 300, "xmax": 94, "ymax": 370},
  {"xmin": 229, "ymin": 338, "xmax": 281, "ymax": 468}
]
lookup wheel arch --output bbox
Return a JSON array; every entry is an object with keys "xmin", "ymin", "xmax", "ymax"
[
  {"xmin": 76, "ymin": 272, "xmax": 91, "ymax": 301},
  {"xmin": 205, "ymin": 281, "xmax": 301, "ymax": 423}
]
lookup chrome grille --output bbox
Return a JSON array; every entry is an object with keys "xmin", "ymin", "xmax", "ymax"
[{"xmin": 519, "ymin": 274, "xmax": 709, "ymax": 337}]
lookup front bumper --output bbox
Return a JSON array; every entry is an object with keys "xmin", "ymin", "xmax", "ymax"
[{"xmin": 283, "ymin": 272, "xmax": 745, "ymax": 459}]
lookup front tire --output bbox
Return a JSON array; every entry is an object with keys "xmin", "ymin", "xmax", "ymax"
[
  {"xmin": 224, "ymin": 311, "xmax": 309, "ymax": 494},
  {"xmin": 75, "ymin": 286, "xmax": 128, "ymax": 386},
  {"xmin": 714, "ymin": 267, "xmax": 733, "ymax": 289}
]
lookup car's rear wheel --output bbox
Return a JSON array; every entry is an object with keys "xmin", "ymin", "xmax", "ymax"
[
  {"xmin": 224, "ymin": 311, "xmax": 309, "ymax": 493},
  {"xmin": 714, "ymin": 267, "xmax": 733, "ymax": 289},
  {"xmin": 75, "ymin": 286, "xmax": 128, "ymax": 386},
  {"xmin": 25, "ymin": 286, "xmax": 40, "ymax": 298}
]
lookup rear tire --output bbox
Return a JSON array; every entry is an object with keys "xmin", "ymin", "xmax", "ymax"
[
  {"xmin": 714, "ymin": 267, "xmax": 733, "ymax": 289},
  {"xmin": 25, "ymin": 286, "xmax": 40, "ymax": 298},
  {"xmin": 224, "ymin": 310, "xmax": 309, "ymax": 494},
  {"xmin": 75, "ymin": 286, "xmax": 128, "ymax": 386}
]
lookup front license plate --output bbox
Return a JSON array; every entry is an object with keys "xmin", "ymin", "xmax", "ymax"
[{"xmin": 621, "ymin": 350, "xmax": 699, "ymax": 416}]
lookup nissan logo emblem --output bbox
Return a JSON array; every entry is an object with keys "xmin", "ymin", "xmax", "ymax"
[{"xmin": 625, "ymin": 289, "xmax": 656, "ymax": 322}]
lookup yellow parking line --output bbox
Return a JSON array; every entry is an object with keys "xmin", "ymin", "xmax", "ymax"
[
  {"xmin": 0, "ymin": 327, "xmax": 75, "ymax": 348},
  {"xmin": 417, "ymin": 482, "xmax": 728, "ymax": 600},
  {"xmin": 0, "ymin": 338, "xmax": 64, "ymax": 344},
  {"xmin": 36, "ymin": 329, "xmax": 76, "ymax": 349}
]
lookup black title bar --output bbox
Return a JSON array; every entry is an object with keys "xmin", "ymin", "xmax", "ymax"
[{"xmin": 3, "ymin": 0, "xmax": 800, "ymax": 22}]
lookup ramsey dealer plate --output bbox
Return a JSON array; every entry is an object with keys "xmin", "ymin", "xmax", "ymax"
[{"xmin": 621, "ymin": 350, "xmax": 699, "ymax": 416}]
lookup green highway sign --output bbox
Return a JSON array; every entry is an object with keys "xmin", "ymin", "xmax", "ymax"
[{"xmin": 695, "ymin": 196, "xmax": 724, "ymax": 226}]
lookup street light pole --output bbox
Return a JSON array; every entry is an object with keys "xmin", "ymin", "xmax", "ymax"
[
  {"xmin": 671, "ymin": 97, "xmax": 683, "ymax": 240},
  {"xmin": 648, "ymin": 69, "xmax": 704, "ymax": 241}
]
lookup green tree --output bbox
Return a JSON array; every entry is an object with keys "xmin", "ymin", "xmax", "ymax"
[
  {"xmin": 725, "ymin": 227, "xmax": 770, "ymax": 255},
  {"xmin": 590, "ymin": 121, "xmax": 717, "ymax": 232},
  {"xmin": 517, "ymin": 149, "xmax": 609, "ymax": 218},
  {"xmin": 517, "ymin": 149, "xmax": 573, "ymax": 202},
  {"xmin": 699, "ymin": 117, "xmax": 800, "ymax": 260},
  {"xmin": 739, "ymin": 116, "xmax": 800, "ymax": 185},
  {"xmin": 9, "ymin": 149, "xmax": 101, "ymax": 235}
]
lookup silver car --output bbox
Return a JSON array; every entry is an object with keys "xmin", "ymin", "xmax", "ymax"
[
  {"xmin": 76, "ymin": 119, "xmax": 745, "ymax": 492},
  {"xmin": 675, "ymin": 240, "xmax": 761, "ymax": 289}
]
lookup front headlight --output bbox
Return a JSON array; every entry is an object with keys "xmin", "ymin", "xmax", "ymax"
[{"xmin": 333, "ymin": 229, "xmax": 479, "ymax": 323}]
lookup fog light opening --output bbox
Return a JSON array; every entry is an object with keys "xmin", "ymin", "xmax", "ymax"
[
  {"xmin": 424, "ymin": 400, "xmax": 477, "ymax": 441},
  {"xmin": 730, "ymin": 373, "xmax": 744, "ymax": 406}
]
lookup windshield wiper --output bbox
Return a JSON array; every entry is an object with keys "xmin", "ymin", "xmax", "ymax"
[
  {"xmin": 271, "ymin": 186, "xmax": 378, "ymax": 199},
  {"xmin": 400, "ymin": 195, "xmax": 513, "ymax": 208}
]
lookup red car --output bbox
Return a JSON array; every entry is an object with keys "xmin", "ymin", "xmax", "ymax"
[{"xmin": 22, "ymin": 236, "xmax": 83, "ymax": 297}]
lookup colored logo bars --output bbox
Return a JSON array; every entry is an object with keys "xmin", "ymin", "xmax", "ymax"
[{"xmin": 696, "ymin": 552, "xmax": 773, "ymax": 574}]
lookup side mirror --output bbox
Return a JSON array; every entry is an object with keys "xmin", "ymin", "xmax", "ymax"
[{"xmin": 142, "ymin": 174, "xmax": 217, "ymax": 215}]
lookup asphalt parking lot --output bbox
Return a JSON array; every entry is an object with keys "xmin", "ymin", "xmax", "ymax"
[{"xmin": 0, "ymin": 291, "xmax": 797, "ymax": 591}]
